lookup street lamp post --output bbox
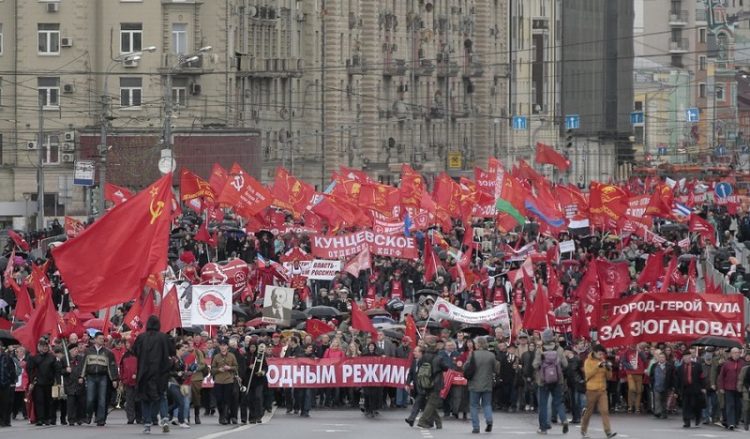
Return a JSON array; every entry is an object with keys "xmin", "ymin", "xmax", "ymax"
[{"xmin": 97, "ymin": 47, "xmax": 156, "ymax": 217}]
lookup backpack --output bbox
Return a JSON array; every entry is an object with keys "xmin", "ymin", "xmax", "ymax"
[
  {"xmin": 417, "ymin": 361, "xmax": 434, "ymax": 390},
  {"xmin": 541, "ymin": 350, "xmax": 561, "ymax": 385}
]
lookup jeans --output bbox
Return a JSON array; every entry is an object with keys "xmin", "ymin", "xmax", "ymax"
[
  {"xmin": 702, "ymin": 390, "xmax": 717, "ymax": 421},
  {"xmin": 570, "ymin": 388, "xmax": 586, "ymax": 422},
  {"xmin": 469, "ymin": 390, "xmax": 493, "ymax": 431},
  {"xmin": 538, "ymin": 383, "xmax": 567, "ymax": 431},
  {"xmin": 396, "ymin": 388, "xmax": 409, "ymax": 407},
  {"xmin": 725, "ymin": 390, "xmax": 742, "ymax": 427},
  {"xmin": 142, "ymin": 393, "xmax": 168, "ymax": 428},
  {"xmin": 85, "ymin": 375, "xmax": 109, "ymax": 424},
  {"xmin": 167, "ymin": 383, "xmax": 186, "ymax": 423}
]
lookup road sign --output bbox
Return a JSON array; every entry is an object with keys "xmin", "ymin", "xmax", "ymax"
[
  {"xmin": 447, "ymin": 152, "xmax": 463, "ymax": 169},
  {"xmin": 565, "ymin": 114, "xmax": 580, "ymax": 130},
  {"xmin": 686, "ymin": 108, "xmax": 699, "ymax": 123},
  {"xmin": 512, "ymin": 116, "xmax": 528, "ymax": 130},
  {"xmin": 715, "ymin": 182, "xmax": 733, "ymax": 199},
  {"xmin": 630, "ymin": 111, "xmax": 644, "ymax": 125},
  {"xmin": 73, "ymin": 160, "xmax": 95, "ymax": 186}
]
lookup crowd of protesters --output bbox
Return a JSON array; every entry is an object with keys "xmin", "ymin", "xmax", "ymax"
[{"xmin": 0, "ymin": 190, "xmax": 749, "ymax": 436}]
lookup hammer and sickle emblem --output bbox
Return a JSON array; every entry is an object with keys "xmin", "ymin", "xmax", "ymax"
[{"xmin": 149, "ymin": 187, "xmax": 165, "ymax": 224}]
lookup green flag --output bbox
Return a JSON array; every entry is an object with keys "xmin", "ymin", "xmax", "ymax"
[{"xmin": 496, "ymin": 198, "xmax": 526, "ymax": 225}]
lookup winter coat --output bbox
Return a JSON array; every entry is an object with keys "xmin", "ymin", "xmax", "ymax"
[
  {"xmin": 718, "ymin": 358, "xmax": 745, "ymax": 392},
  {"xmin": 80, "ymin": 345, "xmax": 119, "ymax": 381},
  {"xmin": 120, "ymin": 351, "xmax": 138, "ymax": 387},
  {"xmin": 465, "ymin": 349, "xmax": 498, "ymax": 393},
  {"xmin": 584, "ymin": 353, "xmax": 611, "ymax": 392},
  {"xmin": 133, "ymin": 316, "xmax": 173, "ymax": 401},
  {"xmin": 62, "ymin": 353, "xmax": 85, "ymax": 395},
  {"xmin": 27, "ymin": 351, "xmax": 60, "ymax": 386}
]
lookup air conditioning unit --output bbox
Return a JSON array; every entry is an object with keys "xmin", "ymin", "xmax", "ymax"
[
  {"xmin": 61, "ymin": 153, "xmax": 74, "ymax": 163},
  {"xmin": 27, "ymin": 141, "xmax": 37, "ymax": 150},
  {"xmin": 190, "ymin": 83, "xmax": 202, "ymax": 95},
  {"xmin": 62, "ymin": 142, "xmax": 74, "ymax": 152},
  {"xmin": 64, "ymin": 131, "xmax": 75, "ymax": 142},
  {"xmin": 62, "ymin": 84, "xmax": 75, "ymax": 94},
  {"xmin": 123, "ymin": 58, "xmax": 139, "ymax": 68},
  {"xmin": 61, "ymin": 38, "xmax": 73, "ymax": 47},
  {"xmin": 47, "ymin": 2, "xmax": 60, "ymax": 13}
]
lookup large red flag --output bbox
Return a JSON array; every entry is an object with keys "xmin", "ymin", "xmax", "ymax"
[
  {"xmin": 404, "ymin": 314, "xmax": 418, "ymax": 348},
  {"xmin": 400, "ymin": 164, "xmax": 425, "ymax": 209},
  {"xmin": 423, "ymin": 239, "xmax": 439, "ymax": 284},
  {"xmin": 7, "ymin": 230, "xmax": 30, "ymax": 252},
  {"xmin": 637, "ymin": 251, "xmax": 664, "ymax": 287},
  {"xmin": 597, "ymin": 260, "xmax": 630, "ymax": 299},
  {"xmin": 358, "ymin": 182, "xmax": 400, "ymax": 217},
  {"xmin": 8, "ymin": 277, "xmax": 33, "ymax": 321},
  {"xmin": 217, "ymin": 163, "xmax": 272, "ymax": 217},
  {"xmin": 208, "ymin": 163, "xmax": 229, "ymax": 197},
  {"xmin": 271, "ymin": 167, "xmax": 316, "ymax": 217},
  {"xmin": 589, "ymin": 182, "xmax": 628, "ymax": 222},
  {"xmin": 305, "ymin": 318, "xmax": 333, "ymax": 340},
  {"xmin": 660, "ymin": 256, "xmax": 679, "ymax": 293},
  {"xmin": 105, "ymin": 182, "xmax": 134, "ymax": 206},
  {"xmin": 645, "ymin": 183, "xmax": 675, "ymax": 218},
  {"xmin": 159, "ymin": 285, "xmax": 182, "ymax": 333},
  {"xmin": 52, "ymin": 174, "xmax": 173, "ymax": 312},
  {"xmin": 180, "ymin": 168, "xmax": 216, "ymax": 206},
  {"xmin": 688, "ymin": 214, "xmax": 717, "ymax": 246},
  {"xmin": 523, "ymin": 288, "xmax": 551, "ymax": 331},
  {"xmin": 535, "ymin": 142, "xmax": 570, "ymax": 171},
  {"xmin": 13, "ymin": 265, "xmax": 59, "ymax": 354},
  {"xmin": 350, "ymin": 300, "xmax": 377, "ymax": 340}
]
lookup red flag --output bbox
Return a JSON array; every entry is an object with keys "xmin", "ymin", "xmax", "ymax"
[
  {"xmin": 101, "ymin": 307, "xmax": 111, "ymax": 338},
  {"xmin": 208, "ymin": 163, "xmax": 229, "ymax": 196},
  {"xmin": 8, "ymin": 277, "xmax": 33, "ymax": 321},
  {"xmin": 555, "ymin": 185, "xmax": 589, "ymax": 219},
  {"xmin": 271, "ymin": 167, "xmax": 316, "ymax": 217},
  {"xmin": 597, "ymin": 260, "xmax": 630, "ymax": 299},
  {"xmin": 574, "ymin": 259, "xmax": 601, "ymax": 323},
  {"xmin": 305, "ymin": 318, "xmax": 332, "ymax": 340},
  {"xmin": 523, "ymin": 288, "xmax": 551, "ymax": 331},
  {"xmin": 645, "ymin": 183, "xmax": 675, "ymax": 218},
  {"xmin": 350, "ymin": 300, "xmax": 377, "ymax": 340},
  {"xmin": 423, "ymin": 239, "xmax": 439, "ymax": 284},
  {"xmin": 404, "ymin": 314, "xmax": 417, "ymax": 348},
  {"xmin": 344, "ymin": 247, "xmax": 371, "ymax": 277},
  {"xmin": 180, "ymin": 168, "xmax": 216, "ymax": 207},
  {"xmin": 637, "ymin": 250, "xmax": 664, "ymax": 287},
  {"xmin": 686, "ymin": 258, "xmax": 698, "ymax": 293},
  {"xmin": 705, "ymin": 272, "xmax": 722, "ymax": 295},
  {"xmin": 3, "ymin": 248, "xmax": 14, "ymax": 289},
  {"xmin": 217, "ymin": 163, "xmax": 273, "ymax": 217},
  {"xmin": 572, "ymin": 301, "xmax": 591, "ymax": 340},
  {"xmin": 159, "ymin": 285, "xmax": 182, "ymax": 333},
  {"xmin": 688, "ymin": 214, "xmax": 717, "ymax": 246},
  {"xmin": 400, "ymin": 164, "xmax": 425, "ymax": 209},
  {"xmin": 52, "ymin": 174, "xmax": 173, "ymax": 312},
  {"xmin": 12, "ymin": 265, "xmax": 59, "ymax": 354},
  {"xmin": 589, "ymin": 182, "xmax": 628, "ymax": 222},
  {"xmin": 123, "ymin": 299, "xmax": 144, "ymax": 333},
  {"xmin": 511, "ymin": 305, "xmax": 523, "ymax": 340},
  {"xmin": 64, "ymin": 216, "xmax": 85, "ymax": 238},
  {"xmin": 535, "ymin": 142, "xmax": 570, "ymax": 171},
  {"xmin": 7, "ymin": 230, "xmax": 30, "ymax": 252},
  {"xmin": 514, "ymin": 159, "xmax": 545, "ymax": 184},
  {"xmin": 104, "ymin": 182, "xmax": 134, "ymax": 206},
  {"xmin": 358, "ymin": 182, "xmax": 400, "ymax": 217},
  {"xmin": 548, "ymin": 268, "xmax": 564, "ymax": 303},
  {"xmin": 660, "ymin": 256, "xmax": 679, "ymax": 293},
  {"xmin": 194, "ymin": 222, "xmax": 217, "ymax": 247}
]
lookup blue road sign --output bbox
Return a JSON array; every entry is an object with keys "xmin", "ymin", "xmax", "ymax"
[
  {"xmin": 657, "ymin": 147, "xmax": 668, "ymax": 155},
  {"xmin": 686, "ymin": 108, "xmax": 700, "ymax": 123},
  {"xmin": 715, "ymin": 182, "xmax": 733, "ymax": 199},
  {"xmin": 630, "ymin": 111, "xmax": 644, "ymax": 125},
  {"xmin": 512, "ymin": 116, "xmax": 528, "ymax": 130},
  {"xmin": 565, "ymin": 114, "xmax": 580, "ymax": 130}
]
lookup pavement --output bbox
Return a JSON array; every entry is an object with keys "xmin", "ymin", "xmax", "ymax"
[{"xmin": 2, "ymin": 406, "xmax": 746, "ymax": 439}]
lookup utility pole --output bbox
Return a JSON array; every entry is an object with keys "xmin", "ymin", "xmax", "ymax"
[
  {"xmin": 37, "ymin": 95, "xmax": 45, "ymax": 231},
  {"xmin": 98, "ymin": 94, "xmax": 108, "ymax": 217},
  {"xmin": 320, "ymin": 0, "xmax": 327, "ymax": 189},
  {"xmin": 164, "ymin": 70, "xmax": 173, "ymax": 150}
]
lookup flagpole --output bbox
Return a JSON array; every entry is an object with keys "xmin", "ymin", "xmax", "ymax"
[{"xmin": 418, "ymin": 316, "xmax": 431, "ymax": 341}]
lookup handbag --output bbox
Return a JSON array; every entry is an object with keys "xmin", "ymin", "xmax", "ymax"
[
  {"xmin": 51, "ymin": 383, "xmax": 67, "ymax": 400},
  {"xmin": 463, "ymin": 354, "xmax": 477, "ymax": 380},
  {"xmin": 180, "ymin": 384, "xmax": 191, "ymax": 397}
]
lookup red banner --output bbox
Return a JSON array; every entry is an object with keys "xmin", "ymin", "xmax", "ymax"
[
  {"xmin": 372, "ymin": 218, "xmax": 404, "ymax": 235},
  {"xmin": 266, "ymin": 356, "xmax": 411, "ymax": 388},
  {"xmin": 598, "ymin": 293, "xmax": 744, "ymax": 347},
  {"xmin": 311, "ymin": 231, "xmax": 418, "ymax": 259}
]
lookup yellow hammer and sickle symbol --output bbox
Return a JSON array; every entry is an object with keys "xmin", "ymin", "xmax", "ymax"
[{"xmin": 149, "ymin": 188, "xmax": 165, "ymax": 224}]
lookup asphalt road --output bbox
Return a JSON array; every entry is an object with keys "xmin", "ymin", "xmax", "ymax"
[{"xmin": 2, "ymin": 406, "xmax": 745, "ymax": 439}]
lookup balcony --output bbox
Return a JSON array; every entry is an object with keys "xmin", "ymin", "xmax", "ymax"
[
  {"xmin": 437, "ymin": 61, "xmax": 460, "ymax": 77},
  {"xmin": 346, "ymin": 54, "xmax": 366, "ymax": 75},
  {"xmin": 669, "ymin": 38, "xmax": 689, "ymax": 53},
  {"xmin": 160, "ymin": 53, "xmax": 210, "ymax": 75},
  {"xmin": 383, "ymin": 59, "xmax": 407, "ymax": 77},
  {"xmin": 668, "ymin": 10, "xmax": 688, "ymax": 26},
  {"xmin": 414, "ymin": 59, "xmax": 435, "ymax": 76},
  {"xmin": 464, "ymin": 61, "xmax": 484, "ymax": 78},
  {"xmin": 428, "ymin": 105, "xmax": 445, "ymax": 119},
  {"xmin": 236, "ymin": 57, "xmax": 305, "ymax": 78}
]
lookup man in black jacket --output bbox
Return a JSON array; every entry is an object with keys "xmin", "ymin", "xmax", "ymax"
[
  {"xmin": 80, "ymin": 332, "xmax": 119, "ymax": 426},
  {"xmin": 133, "ymin": 316, "xmax": 174, "ymax": 434},
  {"xmin": 62, "ymin": 343, "xmax": 85, "ymax": 425},
  {"xmin": 405, "ymin": 346, "xmax": 426, "ymax": 426},
  {"xmin": 677, "ymin": 348, "xmax": 705, "ymax": 428},
  {"xmin": 0, "ymin": 341, "xmax": 18, "ymax": 427},
  {"xmin": 28, "ymin": 339, "xmax": 60, "ymax": 426},
  {"xmin": 648, "ymin": 352, "xmax": 675, "ymax": 420}
]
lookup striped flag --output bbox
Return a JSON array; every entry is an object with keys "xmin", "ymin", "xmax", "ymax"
[{"xmin": 672, "ymin": 202, "xmax": 692, "ymax": 218}]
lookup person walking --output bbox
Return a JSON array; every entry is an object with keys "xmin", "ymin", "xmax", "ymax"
[
  {"xmin": 80, "ymin": 331, "xmax": 119, "ymax": 426},
  {"xmin": 581, "ymin": 345, "xmax": 617, "ymax": 439},
  {"xmin": 718, "ymin": 347, "xmax": 745, "ymax": 430},
  {"xmin": 465, "ymin": 336, "xmax": 499, "ymax": 434},
  {"xmin": 416, "ymin": 337, "xmax": 450, "ymax": 430},
  {"xmin": 677, "ymin": 348, "xmax": 706, "ymax": 428},
  {"xmin": 648, "ymin": 352, "xmax": 675, "ymax": 419},
  {"xmin": 62, "ymin": 343, "xmax": 85, "ymax": 425},
  {"xmin": 532, "ymin": 329, "xmax": 569, "ymax": 435},
  {"xmin": 133, "ymin": 315, "xmax": 173, "ymax": 434},
  {"xmin": 211, "ymin": 338, "xmax": 238, "ymax": 425},
  {"xmin": 0, "ymin": 341, "xmax": 17, "ymax": 427},
  {"xmin": 28, "ymin": 339, "xmax": 60, "ymax": 426},
  {"xmin": 405, "ymin": 346, "xmax": 426, "ymax": 427}
]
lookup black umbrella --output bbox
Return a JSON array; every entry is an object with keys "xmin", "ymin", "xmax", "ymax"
[
  {"xmin": 415, "ymin": 320, "xmax": 441, "ymax": 330},
  {"xmin": 290, "ymin": 310, "xmax": 307, "ymax": 322},
  {"xmin": 691, "ymin": 336, "xmax": 742, "ymax": 349},
  {"xmin": 305, "ymin": 306, "xmax": 342, "ymax": 318},
  {"xmin": 383, "ymin": 329, "xmax": 404, "ymax": 340},
  {"xmin": 458, "ymin": 324, "xmax": 491, "ymax": 337},
  {"xmin": 415, "ymin": 289, "xmax": 439, "ymax": 298},
  {"xmin": 232, "ymin": 305, "xmax": 249, "ymax": 319},
  {"xmin": 178, "ymin": 326, "xmax": 204, "ymax": 335},
  {"xmin": 0, "ymin": 329, "xmax": 19, "ymax": 345}
]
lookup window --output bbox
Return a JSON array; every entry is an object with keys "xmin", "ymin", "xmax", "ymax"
[
  {"xmin": 39, "ymin": 133, "xmax": 60, "ymax": 164},
  {"xmin": 172, "ymin": 23, "xmax": 188, "ymax": 55},
  {"xmin": 700, "ymin": 56, "xmax": 707, "ymax": 71},
  {"xmin": 120, "ymin": 77, "xmax": 142, "ymax": 108},
  {"xmin": 172, "ymin": 86, "xmax": 187, "ymax": 108},
  {"xmin": 120, "ymin": 23, "xmax": 142, "ymax": 53},
  {"xmin": 38, "ymin": 23, "xmax": 60, "ymax": 55},
  {"xmin": 634, "ymin": 101, "xmax": 643, "ymax": 111},
  {"xmin": 0, "ymin": 24, "xmax": 3, "ymax": 55},
  {"xmin": 38, "ymin": 77, "xmax": 60, "ymax": 108},
  {"xmin": 716, "ymin": 84, "xmax": 725, "ymax": 101},
  {"xmin": 699, "ymin": 28, "xmax": 707, "ymax": 43}
]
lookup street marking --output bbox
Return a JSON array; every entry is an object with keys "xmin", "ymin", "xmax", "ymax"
[{"xmin": 195, "ymin": 406, "xmax": 276, "ymax": 439}]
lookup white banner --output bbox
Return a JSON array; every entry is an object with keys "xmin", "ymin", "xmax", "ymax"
[
  {"xmin": 190, "ymin": 285, "xmax": 233, "ymax": 325},
  {"xmin": 305, "ymin": 259, "xmax": 342, "ymax": 280},
  {"xmin": 559, "ymin": 240, "xmax": 576, "ymax": 254},
  {"xmin": 429, "ymin": 298, "xmax": 510, "ymax": 328}
]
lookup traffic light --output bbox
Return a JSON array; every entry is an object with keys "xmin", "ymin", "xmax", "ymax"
[{"xmin": 565, "ymin": 129, "xmax": 574, "ymax": 148}]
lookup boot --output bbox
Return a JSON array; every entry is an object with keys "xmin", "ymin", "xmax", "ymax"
[{"xmin": 194, "ymin": 407, "xmax": 201, "ymax": 425}]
